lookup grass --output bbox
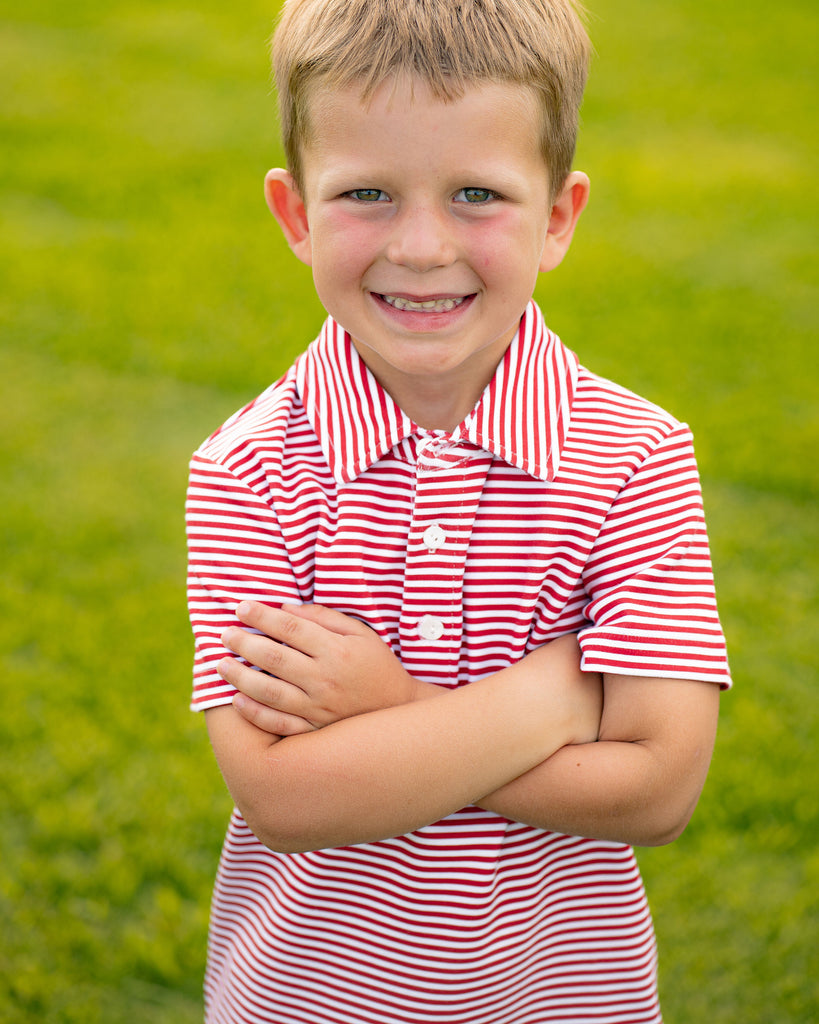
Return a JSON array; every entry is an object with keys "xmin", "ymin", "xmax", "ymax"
[{"xmin": 1, "ymin": 0, "xmax": 817, "ymax": 1020}]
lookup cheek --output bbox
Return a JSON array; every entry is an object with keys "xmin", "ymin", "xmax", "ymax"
[
  {"xmin": 471, "ymin": 240, "xmax": 532, "ymax": 284},
  {"xmin": 466, "ymin": 211, "xmax": 540, "ymax": 271},
  {"xmin": 310, "ymin": 216, "xmax": 380, "ymax": 312},
  {"xmin": 315, "ymin": 235, "xmax": 380, "ymax": 309},
  {"xmin": 312, "ymin": 209, "xmax": 380, "ymax": 265}
]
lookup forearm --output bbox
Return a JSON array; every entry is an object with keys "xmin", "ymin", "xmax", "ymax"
[
  {"xmin": 477, "ymin": 741, "xmax": 685, "ymax": 846},
  {"xmin": 208, "ymin": 644, "xmax": 596, "ymax": 853}
]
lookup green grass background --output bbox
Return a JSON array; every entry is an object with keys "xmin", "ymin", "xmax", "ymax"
[{"xmin": 1, "ymin": 0, "xmax": 817, "ymax": 1020}]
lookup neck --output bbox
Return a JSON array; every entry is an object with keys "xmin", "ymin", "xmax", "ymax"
[
  {"xmin": 351, "ymin": 331, "xmax": 518, "ymax": 433},
  {"xmin": 372, "ymin": 367, "xmax": 490, "ymax": 433}
]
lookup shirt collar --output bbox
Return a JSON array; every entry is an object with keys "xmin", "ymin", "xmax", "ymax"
[{"xmin": 296, "ymin": 301, "xmax": 577, "ymax": 485}]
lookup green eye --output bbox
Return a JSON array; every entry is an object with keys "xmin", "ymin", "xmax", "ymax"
[
  {"xmin": 457, "ymin": 187, "xmax": 495, "ymax": 204},
  {"xmin": 349, "ymin": 189, "xmax": 388, "ymax": 202}
]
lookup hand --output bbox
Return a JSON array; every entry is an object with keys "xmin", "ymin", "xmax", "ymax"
[{"xmin": 217, "ymin": 602, "xmax": 419, "ymax": 736}]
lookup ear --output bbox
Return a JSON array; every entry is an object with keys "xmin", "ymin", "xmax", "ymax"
[
  {"xmin": 264, "ymin": 168, "xmax": 312, "ymax": 267},
  {"xmin": 538, "ymin": 171, "xmax": 590, "ymax": 274}
]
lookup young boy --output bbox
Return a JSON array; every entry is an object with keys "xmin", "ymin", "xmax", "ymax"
[{"xmin": 186, "ymin": 1, "xmax": 731, "ymax": 1020}]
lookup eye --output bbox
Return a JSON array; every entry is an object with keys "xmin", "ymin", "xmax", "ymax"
[
  {"xmin": 346, "ymin": 188, "xmax": 390, "ymax": 203},
  {"xmin": 454, "ymin": 187, "xmax": 497, "ymax": 204}
]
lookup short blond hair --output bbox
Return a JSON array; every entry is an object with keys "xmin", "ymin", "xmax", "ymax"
[{"xmin": 272, "ymin": 0, "xmax": 591, "ymax": 198}]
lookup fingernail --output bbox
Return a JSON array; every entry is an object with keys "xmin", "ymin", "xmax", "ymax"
[
  {"xmin": 233, "ymin": 693, "xmax": 246, "ymax": 710},
  {"xmin": 236, "ymin": 601, "xmax": 250, "ymax": 618}
]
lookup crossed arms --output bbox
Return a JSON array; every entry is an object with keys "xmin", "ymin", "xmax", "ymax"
[{"xmin": 205, "ymin": 601, "xmax": 719, "ymax": 854}]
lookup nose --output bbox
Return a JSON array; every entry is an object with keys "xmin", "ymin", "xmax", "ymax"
[{"xmin": 385, "ymin": 204, "xmax": 457, "ymax": 273}]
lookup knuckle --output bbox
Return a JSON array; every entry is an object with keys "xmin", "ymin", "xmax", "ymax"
[
  {"xmin": 277, "ymin": 612, "xmax": 302, "ymax": 644},
  {"xmin": 268, "ymin": 710, "xmax": 288, "ymax": 732},
  {"xmin": 274, "ymin": 713, "xmax": 311, "ymax": 736},
  {"xmin": 259, "ymin": 643, "xmax": 284, "ymax": 674},
  {"xmin": 239, "ymin": 698, "xmax": 261, "ymax": 722},
  {"xmin": 261, "ymin": 676, "xmax": 284, "ymax": 707}
]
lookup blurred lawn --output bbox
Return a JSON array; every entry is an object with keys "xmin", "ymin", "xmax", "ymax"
[{"xmin": 1, "ymin": 1, "xmax": 817, "ymax": 1021}]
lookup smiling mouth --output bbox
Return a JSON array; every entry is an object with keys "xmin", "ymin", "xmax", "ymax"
[{"xmin": 381, "ymin": 294, "xmax": 468, "ymax": 313}]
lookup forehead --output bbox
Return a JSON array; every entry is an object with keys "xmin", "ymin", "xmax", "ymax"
[{"xmin": 300, "ymin": 75, "xmax": 546, "ymax": 177}]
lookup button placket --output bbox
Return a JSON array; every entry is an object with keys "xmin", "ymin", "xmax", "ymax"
[{"xmin": 398, "ymin": 444, "xmax": 493, "ymax": 682}]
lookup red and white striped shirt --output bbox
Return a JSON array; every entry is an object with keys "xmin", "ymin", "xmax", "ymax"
[{"xmin": 186, "ymin": 301, "xmax": 730, "ymax": 1023}]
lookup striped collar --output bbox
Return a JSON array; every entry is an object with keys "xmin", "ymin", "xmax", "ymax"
[{"xmin": 295, "ymin": 300, "xmax": 578, "ymax": 485}]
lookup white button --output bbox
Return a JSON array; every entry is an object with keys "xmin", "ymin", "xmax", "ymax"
[
  {"xmin": 422, "ymin": 524, "xmax": 446, "ymax": 551},
  {"xmin": 417, "ymin": 615, "xmax": 445, "ymax": 641}
]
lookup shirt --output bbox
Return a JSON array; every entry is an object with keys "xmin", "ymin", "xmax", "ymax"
[{"xmin": 186, "ymin": 300, "xmax": 731, "ymax": 1023}]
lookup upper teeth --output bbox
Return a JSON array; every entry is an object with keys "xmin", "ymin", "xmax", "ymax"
[{"xmin": 383, "ymin": 295, "xmax": 465, "ymax": 312}]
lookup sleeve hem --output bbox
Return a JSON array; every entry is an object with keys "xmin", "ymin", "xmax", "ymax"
[
  {"xmin": 190, "ymin": 688, "xmax": 239, "ymax": 713},
  {"xmin": 580, "ymin": 652, "xmax": 732, "ymax": 690}
]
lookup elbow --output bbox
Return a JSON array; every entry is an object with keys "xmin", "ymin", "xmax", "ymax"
[
  {"xmin": 607, "ymin": 817, "xmax": 685, "ymax": 849},
  {"xmin": 239, "ymin": 794, "xmax": 326, "ymax": 854},
  {"xmin": 208, "ymin": 709, "xmax": 338, "ymax": 852},
  {"xmin": 242, "ymin": 811, "xmax": 304, "ymax": 854},
  {"xmin": 630, "ymin": 795, "xmax": 700, "ymax": 848},
  {"xmin": 247, "ymin": 816, "xmax": 366, "ymax": 855},
  {"xmin": 637, "ymin": 819, "xmax": 688, "ymax": 848},
  {"xmin": 261, "ymin": 833, "xmax": 319, "ymax": 855},
  {"xmin": 238, "ymin": 776, "xmax": 353, "ymax": 854},
  {"xmin": 243, "ymin": 809, "xmax": 329, "ymax": 854},
  {"xmin": 229, "ymin": 748, "xmax": 339, "ymax": 853},
  {"xmin": 619, "ymin": 736, "xmax": 712, "ymax": 848}
]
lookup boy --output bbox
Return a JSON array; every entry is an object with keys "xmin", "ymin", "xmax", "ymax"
[{"xmin": 186, "ymin": 0, "xmax": 731, "ymax": 1020}]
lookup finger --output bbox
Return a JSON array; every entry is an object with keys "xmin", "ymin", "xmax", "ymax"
[
  {"xmin": 234, "ymin": 601, "xmax": 335, "ymax": 658},
  {"xmin": 283, "ymin": 602, "xmax": 374, "ymax": 638},
  {"xmin": 217, "ymin": 656, "xmax": 313, "ymax": 719},
  {"xmin": 233, "ymin": 693, "xmax": 316, "ymax": 736},
  {"xmin": 234, "ymin": 601, "xmax": 297, "ymax": 638},
  {"xmin": 222, "ymin": 624, "xmax": 312, "ymax": 684}
]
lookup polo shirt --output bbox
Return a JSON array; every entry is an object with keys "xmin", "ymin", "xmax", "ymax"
[{"xmin": 186, "ymin": 300, "xmax": 731, "ymax": 1023}]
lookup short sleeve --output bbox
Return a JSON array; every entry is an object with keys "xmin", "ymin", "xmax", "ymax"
[
  {"xmin": 578, "ymin": 424, "xmax": 731, "ymax": 687},
  {"xmin": 185, "ymin": 452, "xmax": 305, "ymax": 711}
]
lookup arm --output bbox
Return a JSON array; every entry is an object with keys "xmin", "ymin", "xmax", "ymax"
[
  {"xmin": 206, "ymin": 605, "xmax": 602, "ymax": 853},
  {"xmin": 485, "ymin": 422, "xmax": 726, "ymax": 845},
  {"xmin": 186, "ymin": 454, "xmax": 603, "ymax": 853},
  {"xmin": 223, "ymin": 603, "xmax": 719, "ymax": 848},
  {"xmin": 477, "ymin": 672, "xmax": 720, "ymax": 846}
]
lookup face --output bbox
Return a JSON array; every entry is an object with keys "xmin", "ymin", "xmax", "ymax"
[{"xmin": 266, "ymin": 77, "xmax": 588, "ymax": 427}]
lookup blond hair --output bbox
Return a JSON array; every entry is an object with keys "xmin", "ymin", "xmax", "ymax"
[{"xmin": 272, "ymin": 0, "xmax": 591, "ymax": 198}]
